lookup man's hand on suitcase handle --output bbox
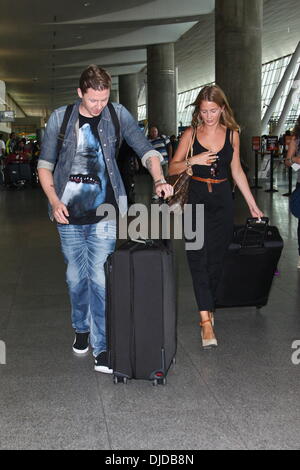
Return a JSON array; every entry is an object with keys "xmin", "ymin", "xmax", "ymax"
[{"xmin": 154, "ymin": 182, "xmax": 174, "ymax": 199}]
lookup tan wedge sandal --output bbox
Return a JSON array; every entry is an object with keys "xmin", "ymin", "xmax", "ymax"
[{"xmin": 200, "ymin": 315, "xmax": 218, "ymax": 349}]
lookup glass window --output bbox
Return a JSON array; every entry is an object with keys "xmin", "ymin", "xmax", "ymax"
[
  {"xmin": 138, "ymin": 104, "xmax": 146, "ymax": 122},
  {"xmin": 138, "ymin": 55, "xmax": 300, "ymax": 132},
  {"xmin": 262, "ymin": 54, "xmax": 300, "ymax": 128}
]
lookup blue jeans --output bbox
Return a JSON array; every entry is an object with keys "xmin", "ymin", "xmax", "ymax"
[{"xmin": 57, "ymin": 220, "xmax": 116, "ymax": 357}]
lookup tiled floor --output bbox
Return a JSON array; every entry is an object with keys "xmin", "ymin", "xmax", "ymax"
[{"xmin": 0, "ymin": 164, "xmax": 299, "ymax": 450}]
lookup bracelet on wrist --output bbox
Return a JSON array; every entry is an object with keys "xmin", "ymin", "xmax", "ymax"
[{"xmin": 154, "ymin": 178, "xmax": 166, "ymax": 186}]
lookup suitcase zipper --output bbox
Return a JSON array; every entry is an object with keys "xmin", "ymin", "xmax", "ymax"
[
  {"xmin": 160, "ymin": 251, "xmax": 165, "ymax": 375},
  {"xmin": 105, "ymin": 257, "xmax": 114, "ymax": 370},
  {"xmin": 129, "ymin": 247, "xmax": 137, "ymax": 378}
]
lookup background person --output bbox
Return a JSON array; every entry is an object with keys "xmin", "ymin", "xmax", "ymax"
[
  {"xmin": 0, "ymin": 134, "xmax": 5, "ymax": 187},
  {"xmin": 284, "ymin": 114, "xmax": 300, "ymax": 268},
  {"xmin": 5, "ymin": 132, "xmax": 17, "ymax": 155},
  {"xmin": 0, "ymin": 134, "xmax": 5, "ymax": 158}
]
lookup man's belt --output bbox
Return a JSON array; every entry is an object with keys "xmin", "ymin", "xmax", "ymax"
[{"xmin": 69, "ymin": 174, "xmax": 100, "ymax": 185}]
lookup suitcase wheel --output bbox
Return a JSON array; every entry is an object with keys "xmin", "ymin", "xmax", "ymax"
[
  {"xmin": 113, "ymin": 375, "xmax": 128, "ymax": 385},
  {"xmin": 152, "ymin": 377, "xmax": 167, "ymax": 386}
]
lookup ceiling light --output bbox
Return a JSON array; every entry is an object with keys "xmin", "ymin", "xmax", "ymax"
[{"xmin": 83, "ymin": 2, "xmax": 90, "ymax": 6}]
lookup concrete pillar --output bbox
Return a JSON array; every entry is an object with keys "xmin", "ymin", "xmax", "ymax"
[
  {"xmin": 147, "ymin": 43, "xmax": 177, "ymax": 136},
  {"xmin": 36, "ymin": 128, "xmax": 45, "ymax": 145},
  {"xmin": 118, "ymin": 74, "xmax": 138, "ymax": 120},
  {"xmin": 215, "ymin": 0, "xmax": 263, "ymax": 176},
  {"xmin": 110, "ymin": 89, "xmax": 119, "ymax": 103},
  {"xmin": 0, "ymin": 80, "xmax": 12, "ymax": 135},
  {"xmin": 0, "ymin": 80, "xmax": 5, "ymax": 109}
]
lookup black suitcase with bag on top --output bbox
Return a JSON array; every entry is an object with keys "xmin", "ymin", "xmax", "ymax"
[
  {"xmin": 216, "ymin": 217, "xmax": 284, "ymax": 309},
  {"xmin": 105, "ymin": 239, "xmax": 177, "ymax": 386}
]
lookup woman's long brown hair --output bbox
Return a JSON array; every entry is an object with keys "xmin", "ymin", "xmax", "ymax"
[{"xmin": 190, "ymin": 85, "xmax": 240, "ymax": 131}]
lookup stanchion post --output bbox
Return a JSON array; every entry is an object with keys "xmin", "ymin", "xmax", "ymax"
[
  {"xmin": 265, "ymin": 135, "xmax": 279, "ymax": 193},
  {"xmin": 251, "ymin": 136, "xmax": 262, "ymax": 189},
  {"xmin": 251, "ymin": 150, "xmax": 262, "ymax": 189},
  {"xmin": 282, "ymin": 134, "xmax": 293, "ymax": 197}
]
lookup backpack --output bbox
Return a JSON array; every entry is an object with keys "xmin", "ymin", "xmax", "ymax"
[{"xmin": 56, "ymin": 102, "xmax": 121, "ymax": 166}]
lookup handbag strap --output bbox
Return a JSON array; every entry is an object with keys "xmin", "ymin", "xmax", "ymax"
[{"xmin": 185, "ymin": 127, "xmax": 196, "ymax": 162}]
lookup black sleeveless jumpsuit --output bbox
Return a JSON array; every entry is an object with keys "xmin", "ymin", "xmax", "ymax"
[{"xmin": 186, "ymin": 127, "xmax": 234, "ymax": 311}]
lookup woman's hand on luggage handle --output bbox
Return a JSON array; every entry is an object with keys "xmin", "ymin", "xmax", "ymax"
[
  {"xmin": 190, "ymin": 151, "xmax": 219, "ymax": 166},
  {"xmin": 249, "ymin": 203, "xmax": 264, "ymax": 220},
  {"xmin": 52, "ymin": 201, "xmax": 70, "ymax": 224}
]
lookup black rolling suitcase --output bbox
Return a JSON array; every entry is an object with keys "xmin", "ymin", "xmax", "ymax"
[
  {"xmin": 4, "ymin": 162, "xmax": 31, "ymax": 186},
  {"xmin": 19, "ymin": 162, "xmax": 31, "ymax": 181},
  {"xmin": 105, "ymin": 239, "xmax": 177, "ymax": 385},
  {"xmin": 4, "ymin": 163, "xmax": 21, "ymax": 185},
  {"xmin": 216, "ymin": 218, "xmax": 283, "ymax": 309}
]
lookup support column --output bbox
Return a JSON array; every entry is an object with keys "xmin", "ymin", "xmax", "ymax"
[
  {"xmin": 110, "ymin": 89, "xmax": 119, "ymax": 103},
  {"xmin": 0, "ymin": 80, "xmax": 11, "ymax": 135},
  {"xmin": 147, "ymin": 43, "xmax": 177, "ymax": 136},
  {"xmin": 215, "ymin": 0, "xmax": 263, "ymax": 176},
  {"xmin": 0, "ymin": 81, "xmax": 5, "ymax": 108},
  {"xmin": 118, "ymin": 74, "xmax": 138, "ymax": 120},
  {"xmin": 36, "ymin": 128, "xmax": 45, "ymax": 145}
]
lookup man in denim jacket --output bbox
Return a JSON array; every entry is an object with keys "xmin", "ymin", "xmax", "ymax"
[{"xmin": 38, "ymin": 65, "xmax": 173, "ymax": 373}]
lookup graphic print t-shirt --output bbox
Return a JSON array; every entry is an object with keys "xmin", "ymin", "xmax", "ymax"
[{"xmin": 61, "ymin": 113, "xmax": 117, "ymax": 225}]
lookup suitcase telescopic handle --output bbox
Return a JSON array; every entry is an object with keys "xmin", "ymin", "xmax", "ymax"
[
  {"xmin": 242, "ymin": 217, "xmax": 269, "ymax": 248},
  {"xmin": 246, "ymin": 217, "xmax": 269, "ymax": 227},
  {"xmin": 130, "ymin": 238, "xmax": 155, "ymax": 247}
]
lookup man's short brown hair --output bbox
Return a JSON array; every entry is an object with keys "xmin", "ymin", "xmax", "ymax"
[{"xmin": 79, "ymin": 65, "xmax": 112, "ymax": 94}]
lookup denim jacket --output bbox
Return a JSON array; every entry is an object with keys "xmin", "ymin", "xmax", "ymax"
[{"xmin": 38, "ymin": 100, "xmax": 163, "ymax": 219}]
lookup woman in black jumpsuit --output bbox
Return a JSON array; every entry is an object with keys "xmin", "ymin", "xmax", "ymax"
[{"xmin": 169, "ymin": 85, "xmax": 263, "ymax": 349}]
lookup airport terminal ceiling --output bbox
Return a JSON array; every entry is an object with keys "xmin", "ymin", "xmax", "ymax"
[{"xmin": 0, "ymin": 0, "xmax": 299, "ymax": 117}]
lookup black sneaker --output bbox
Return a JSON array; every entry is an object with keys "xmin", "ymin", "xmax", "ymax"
[
  {"xmin": 72, "ymin": 332, "xmax": 89, "ymax": 354},
  {"xmin": 94, "ymin": 351, "xmax": 113, "ymax": 374}
]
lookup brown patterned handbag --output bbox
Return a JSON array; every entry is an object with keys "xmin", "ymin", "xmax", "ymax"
[{"xmin": 165, "ymin": 128, "xmax": 196, "ymax": 213}]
